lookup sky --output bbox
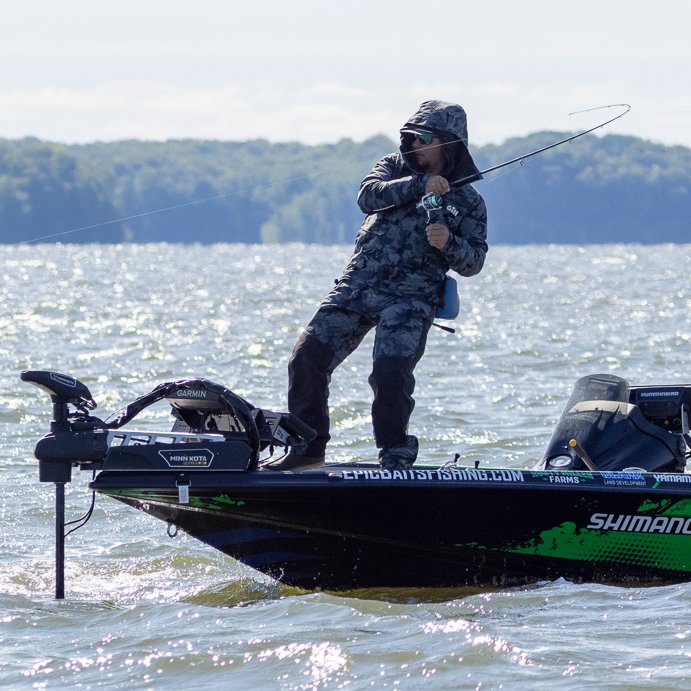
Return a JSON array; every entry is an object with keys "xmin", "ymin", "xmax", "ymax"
[{"xmin": 2, "ymin": 0, "xmax": 690, "ymax": 149}]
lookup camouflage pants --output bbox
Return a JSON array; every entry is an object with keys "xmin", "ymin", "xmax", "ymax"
[{"xmin": 288, "ymin": 283, "xmax": 435, "ymax": 457}]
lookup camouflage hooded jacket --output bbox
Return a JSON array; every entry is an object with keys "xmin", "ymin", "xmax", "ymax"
[{"xmin": 338, "ymin": 100, "xmax": 488, "ymax": 305}]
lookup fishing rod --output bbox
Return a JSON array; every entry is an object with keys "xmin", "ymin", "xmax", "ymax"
[
  {"xmin": 403, "ymin": 103, "xmax": 632, "ymax": 218},
  {"xmin": 12, "ymin": 103, "xmax": 629, "ymax": 244},
  {"xmin": 453, "ymin": 103, "xmax": 631, "ymax": 188}
]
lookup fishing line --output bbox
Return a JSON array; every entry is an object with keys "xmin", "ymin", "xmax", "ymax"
[
  {"xmin": 15, "ymin": 141, "xmax": 454, "ymax": 245},
  {"xmin": 13, "ymin": 137, "xmax": 470, "ymax": 246},
  {"xmin": 11, "ymin": 169, "xmax": 328, "ymax": 245},
  {"xmin": 11, "ymin": 104, "xmax": 630, "ymax": 244},
  {"xmin": 12, "ymin": 139, "xmax": 450, "ymax": 244}
]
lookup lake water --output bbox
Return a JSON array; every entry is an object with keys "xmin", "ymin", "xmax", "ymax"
[{"xmin": 1, "ymin": 242, "xmax": 690, "ymax": 688}]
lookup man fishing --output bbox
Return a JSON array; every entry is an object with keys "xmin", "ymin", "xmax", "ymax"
[{"xmin": 269, "ymin": 100, "xmax": 488, "ymax": 471}]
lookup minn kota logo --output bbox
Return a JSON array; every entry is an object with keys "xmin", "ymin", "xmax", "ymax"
[{"xmin": 158, "ymin": 448, "xmax": 214, "ymax": 468}]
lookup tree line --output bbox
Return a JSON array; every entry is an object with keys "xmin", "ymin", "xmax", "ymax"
[{"xmin": 1, "ymin": 132, "xmax": 689, "ymax": 245}]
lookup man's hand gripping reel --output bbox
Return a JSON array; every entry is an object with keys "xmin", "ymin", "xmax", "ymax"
[{"xmin": 414, "ymin": 193, "xmax": 459, "ymax": 331}]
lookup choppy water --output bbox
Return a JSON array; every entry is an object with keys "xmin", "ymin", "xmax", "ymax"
[{"xmin": 1, "ymin": 242, "xmax": 690, "ymax": 688}]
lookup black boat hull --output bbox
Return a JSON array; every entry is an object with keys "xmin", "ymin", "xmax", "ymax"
[
  {"xmin": 23, "ymin": 370, "xmax": 690, "ymax": 593},
  {"xmin": 93, "ymin": 466, "xmax": 691, "ymax": 590}
]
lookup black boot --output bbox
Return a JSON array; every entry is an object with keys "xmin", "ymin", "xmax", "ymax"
[
  {"xmin": 378, "ymin": 435, "xmax": 418, "ymax": 470},
  {"xmin": 264, "ymin": 451, "xmax": 325, "ymax": 472}
]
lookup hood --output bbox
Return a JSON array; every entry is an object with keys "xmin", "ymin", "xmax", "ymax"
[{"xmin": 400, "ymin": 100, "xmax": 481, "ymax": 181}]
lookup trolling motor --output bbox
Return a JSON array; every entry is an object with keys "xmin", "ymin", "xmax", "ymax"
[
  {"xmin": 20, "ymin": 371, "xmax": 105, "ymax": 599},
  {"xmin": 22, "ymin": 370, "xmax": 315, "ymax": 598},
  {"xmin": 23, "ymin": 372, "xmax": 108, "ymax": 483}
]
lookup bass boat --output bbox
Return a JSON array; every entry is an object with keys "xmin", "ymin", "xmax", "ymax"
[{"xmin": 22, "ymin": 370, "xmax": 691, "ymax": 597}]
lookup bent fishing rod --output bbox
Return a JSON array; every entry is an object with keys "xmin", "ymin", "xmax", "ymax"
[
  {"xmin": 14, "ymin": 104, "xmax": 629, "ymax": 244},
  {"xmin": 453, "ymin": 103, "xmax": 630, "ymax": 188},
  {"xmin": 383, "ymin": 103, "xmax": 632, "ymax": 217}
]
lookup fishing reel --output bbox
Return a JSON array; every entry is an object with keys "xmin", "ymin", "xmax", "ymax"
[{"xmin": 416, "ymin": 192, "xmax": 445, "ymax": 222}]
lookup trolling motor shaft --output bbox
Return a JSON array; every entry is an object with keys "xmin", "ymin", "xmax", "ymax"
[{"xmin": 21, "ymin": 370, "xmax": 101, "ymax": 599}]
